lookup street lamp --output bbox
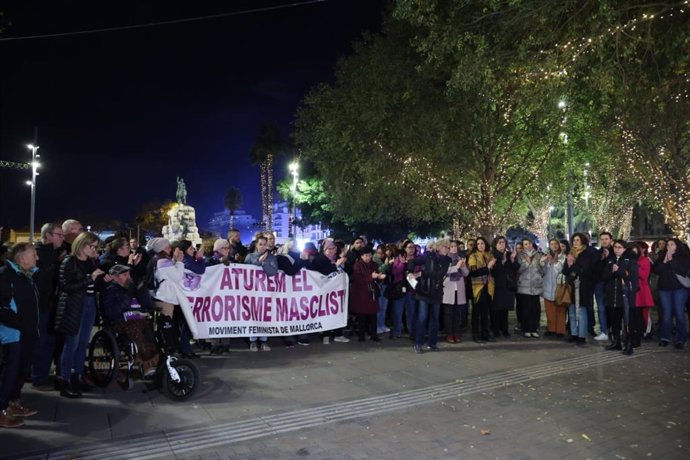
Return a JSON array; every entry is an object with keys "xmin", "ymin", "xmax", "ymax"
[
  {"xmin": 288, "ymin": 161, "xmax": 299, "ymax": 238},
  {"xmin": 26, "ymin": 144, "xmax": 40, "ymax": 243}
]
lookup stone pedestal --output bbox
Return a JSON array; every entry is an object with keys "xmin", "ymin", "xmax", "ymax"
[{"xmin": 162, "ymin": 204, "xmax": 202, "ymax": 246}]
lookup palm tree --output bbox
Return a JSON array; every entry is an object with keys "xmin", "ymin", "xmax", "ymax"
[
  {"xmin": 250, "ymin": 123, "xmax": 283, "ymax": 231},
  {"xmin": 223, "ymin": 187, "xmax": 243, "ymax": 232}
]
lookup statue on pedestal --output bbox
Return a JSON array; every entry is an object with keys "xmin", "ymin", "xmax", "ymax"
[{"xmin": 176, "ymin": 177, "xmax": 188, "ymax": 205}]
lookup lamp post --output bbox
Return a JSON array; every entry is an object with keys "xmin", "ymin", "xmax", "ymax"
[
  {"xmin": 26, "ymin": 144, "xmax": 40, "ymax": 243},
  {"xmin": 288, "ymin": 161, "xmax": 299, "ymax": 238}
]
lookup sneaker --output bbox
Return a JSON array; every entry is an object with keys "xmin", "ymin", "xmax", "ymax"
[
  {"xmin": 0, "ymin": 410, "xmax": 23, "ymax": 428},
  {"xmin": 381, "ymin": 326, "xmax": 390, "ymax": 333},
  {"xmin": 322, "ymin": 336, "xmax": 330, "ymax": 345},
  {"xmin": 249, "ymin": 342, "xmax": 259, "ymax": 352},
  {"xmin": 414, "ymin": 345, "xmax": 423, "ymax": 354},
  {"xmin": 261, "ymin": 343, "xmax": 271, "ymax": 351},
  {"xmin": 8, "ymin": 401, "xmax": 37, "ymax": 417},
  {"xmin": 594, "ymin": 332, "xmax": 609, "ymax": 341},
  {"xmin": 297, "ymin": 339, "xmax": 311, "ymax": 346},
  {"xmin": 531, "ymin": 332, "xmax": 540, "ymax": 338},
  {"xmin": 425, "ymin": 345, "xmax": 440, "ymax": 351},
  {"xmin": 333, "ymin": 336, "xmax": 350, "ymax": 343},
  {"xmin": 524, "ymin": 332, "xmax": 531, "ymax": 338}
]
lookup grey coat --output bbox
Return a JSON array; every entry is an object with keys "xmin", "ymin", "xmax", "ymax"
[
  {"xmin": 517, "ymin": 249, "xmax": 545, "ymax": 296},
  {"xmin": 541, "ymin": 253, "xmax": 565, "ymax": 301}
]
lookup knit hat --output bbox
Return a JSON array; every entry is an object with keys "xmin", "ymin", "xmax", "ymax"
[
  {"xmin": 213, "ymin": 238, "xmax": 229, "ymax": 252},
  {"xmin": 146, "ymin": 237, "xmax": 170, "ymax": 254}
]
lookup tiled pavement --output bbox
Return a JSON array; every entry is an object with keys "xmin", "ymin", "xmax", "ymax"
[{"xmin": 1, "ymin": 332, "xmax": 688, "ymax": 460}]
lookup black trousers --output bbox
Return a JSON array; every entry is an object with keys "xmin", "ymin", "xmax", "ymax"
[
  {"xmin": 630, "ymin": 308, "xmax": 644, "ymax": 347},
  {"xmin": 356, "ymin": 313, "xmax": 377, "ymax": 340},
  {"xmin": 472, "ymin": 290, "xmax": 490, "ymax": 338},
  {"xmin": 517, "ymin": 294, "xmax": 541, "ymax": 333},
  {"xmin": 490, "ymin": 310, "xmax": 509, "ymax": 336}
]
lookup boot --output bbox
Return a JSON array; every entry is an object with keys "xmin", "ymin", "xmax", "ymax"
[
  {"xmin": 0, "ymin": 409, "xmax": 24, "ymax": 428},
  {"xmin": 605, "ymin": 336, "xmax": 622, "ymax": 351},
  {"xmin": 622, "ymin": 341, "xmax": 634, "ymax": 356},
  {"xmin": 60, "ymin": 379, "xmax": 81, "ymax": 399}
]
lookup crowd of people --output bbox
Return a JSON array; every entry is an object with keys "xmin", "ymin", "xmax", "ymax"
[{"xmin": 1, "ymin": 219, "xmax": 689, "ymax": 429}]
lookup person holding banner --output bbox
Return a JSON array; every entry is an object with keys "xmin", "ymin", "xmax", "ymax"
[
  {"xmin": 244, "ymin": 235, "xmax": 279, "ymax": 351},
  {"xmin": 351, "ymin": 246, "xmax": 386, "ymax": 342},
  {"xmin": 311, "ymin": 239, "xmax": 350, "ymax": 344}
]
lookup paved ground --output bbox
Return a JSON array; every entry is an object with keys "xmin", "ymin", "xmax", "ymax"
[{"xmin": 1, "ymin": 331, "xmax": 689, "ymax": 460}]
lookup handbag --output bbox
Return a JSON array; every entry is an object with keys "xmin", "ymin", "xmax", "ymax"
[
  {"xmin": 555, "ymin": 274, "xmax": 572, "ymax": 306},
  {"xmin": 675, "ymin": 274, "xmax": 690, "ymax": 288},
  {"xmin": 369, "ymin": 282, "xmax": 382, "ymax": 301}
]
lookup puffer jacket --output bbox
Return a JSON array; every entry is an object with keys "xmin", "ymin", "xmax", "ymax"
[
  {"xmin": 0, "ymin": 261, "xmax": 40, "ymax": 343},
  {"xmin": 54, "ymin": 255, "xmax": 98, "ymax": 336},
  {"xmin": 541, "ymin": 253, "xmax": 565, "ymax": 301},
  {"xmin": 517, "ymin": 249, "xmax": 544, "ymax": 296}
]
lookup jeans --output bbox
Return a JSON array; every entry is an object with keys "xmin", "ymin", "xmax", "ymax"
[
  {"xmin": 416, "ymin": 300, "xmax": 440, "ymax": 348},
  {"xmin": 32, "ymin": 308, "xmax": 56, "ymax": 385},
  {"xmin": 60, "ymin": 295, "xmax": 97, "ymax": 380},
  {"xmin": 594, "ymin": 281, "xmax": 608, "ymax": 334},
  {"xmin": 405, "ymin": 292, "xmax": 416, "ymax": 337},
  {"xmin": 658, "ymin": 288, "xmax": 689, "ymax": 344},
  {"xmin": 392, "ymin": 297, "xmax": 406, "ymax": 337},
  {"xmin": 568, "ymin": 304, "xmax": 589, "ymax": 338},
  {"xmin": 377, "ymin": 284, "xmax": 389, "ymax": 330}
]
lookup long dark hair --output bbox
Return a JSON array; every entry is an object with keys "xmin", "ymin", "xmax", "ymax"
[{"xmin": 472, "ymin": 236, "xmax": 490, "ymax": 254}]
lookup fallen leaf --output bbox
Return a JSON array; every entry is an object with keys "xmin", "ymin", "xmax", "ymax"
[
  {"xmin": 480, "ymin": 429, "xmax": 491, "ymax": 435},
  {"xmin": 582, "ymin": 434, "xmax": 591, "ymax": 442}
]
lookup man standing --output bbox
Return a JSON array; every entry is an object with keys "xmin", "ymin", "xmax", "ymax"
[
  {"xmin": 593, "ymin": 232, "xmax": 614, "ymax": 341},
  {"xmin": 0, "ymin": 243, "xmax": 40, "ymax": 428},
  {"xmin": 60, "ymin": 219, "xmax": 84, "ymax": 254},
  {"xmin": 227, "ymin": 228, "xmax": 248, "ymax": 262},
  {"xmin": 31, "ymin": 223, "xmax": 65, "ymax": 391}
]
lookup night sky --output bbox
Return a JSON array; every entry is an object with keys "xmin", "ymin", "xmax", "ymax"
[{"xmin": 0, "ymin": 0, "xmax": 385, "ymax": 232}]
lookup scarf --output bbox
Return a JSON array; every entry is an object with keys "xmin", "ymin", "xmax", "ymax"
[{"xmin": 448, "ymin": 253, "xmax": 462, "ymax": 281}]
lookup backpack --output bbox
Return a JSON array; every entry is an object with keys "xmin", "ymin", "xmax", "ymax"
[{"xmin": 416, "ymin": 255, "xmax": 445, "ymax": 298}]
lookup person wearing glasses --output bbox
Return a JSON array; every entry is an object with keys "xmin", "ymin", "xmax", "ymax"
[
  {"xmin": 31, "ymin": 223, "xmax": 66, "ymax": 391},
  {"xmin": 54, "ymin": 232, "xmax": 105, "ymax": 398}
]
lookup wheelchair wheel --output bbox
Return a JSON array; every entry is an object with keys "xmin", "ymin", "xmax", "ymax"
[
  {"xmin": 88, "ymin": 330, "xmax": 119, "ymax": 387},
  {"xmin": 161, "ymin": 358, "xmax": 199, "ymax": 402}
]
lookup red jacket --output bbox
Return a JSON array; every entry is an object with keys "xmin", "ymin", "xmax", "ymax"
[
  {"xmin": 635, "ymin": 256, "xmax": 654, "ymax": 308},
  {"xmin": 350, "ymin": 259, "xmax": 380, "ymax": 314}
]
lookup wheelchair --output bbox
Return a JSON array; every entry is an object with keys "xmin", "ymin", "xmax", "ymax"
[{"xmin": 87, "ymin": 312, "xmax": 200, "ymax": 402}]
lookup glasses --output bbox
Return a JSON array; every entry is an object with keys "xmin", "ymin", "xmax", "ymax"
[{"xmin": 51, "ymin": 232, "xmax": 64, "ymax": 238}]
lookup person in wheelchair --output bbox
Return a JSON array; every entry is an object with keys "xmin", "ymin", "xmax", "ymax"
[{"xmin": 101, "ymin": 264, "xmax": 159, "ymax": 377}]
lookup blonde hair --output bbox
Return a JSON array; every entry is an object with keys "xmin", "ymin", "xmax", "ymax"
[
  {"xmin": 435, "ymin": 239, "xmax": 451, "ymax": 250},
  {"xmin": 71, "ymin": 232, "xmax": 100, "ymax": 257}
]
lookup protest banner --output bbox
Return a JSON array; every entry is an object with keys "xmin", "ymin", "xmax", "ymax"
[{"xmin": 178, "ymin": 264, "xmax": 349, "ymax": 338}]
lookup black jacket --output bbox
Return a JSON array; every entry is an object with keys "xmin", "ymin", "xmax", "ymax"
[
  {"xmin": 101, "ymin": 281, "xmax": 155, "ymax": 328},
  {"xmin": 491, "ymin": 250, "xmax": 519, "ymax": 311},
  {"xmin": 54, "ymin": 256, "xmax": 100, "ymax": 336},
  {"xmin": 35, "ymin": 242, "xmax": 62, "ymax": 312},
  {"xmin": 409, "ymin": 252, "xmax": 450, "ymax": 304},
  {"xmin": 0, "ymin": 261, "xmax": 40, "ymax": 338},
  {"xmin": 562, "ymin": 246, "xmax": 598, "ymax": 307},
  {"xmin": 602, "ymin": 251, "xmax": 638, "ymax": 309},
  {"xmin": 310, "ymin": 254, "xmax": 340, "ymax": 276},
  {"xmin": 652, "ymin": 251, "xmax": 690, "ymax": 291}
]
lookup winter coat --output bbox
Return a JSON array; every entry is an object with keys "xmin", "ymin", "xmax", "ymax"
[
  {"xmin": 602, "ymin": 252, "xmax": 638, "ymax": 309},
  {"xmin": 35, "ymin": 242, "xmax": 61, "ymax": 312},
  {"xmin": 562, "ymin": 246, "xmax": 598, "ymax": 307},
  {"xmin": 541, "ymin": 253, "xmax": 566, "ymax": 301},
  {"xmin": 442, "ymin": 263, "xmax": 469, "ymax": 306},
  {"xmin": 491, "ymin": 250, "xmax": 519, "ymax": 311},
  {"xmin": 101, "ymin": 281, "xmax": 155, "ymax": 328},
  {"xmin": 309, "ymin": 255, "xmax": 341, "ymax": 277},
  {"xmin": 100, "ymin": 252, "xmax": 147, "ymax": 285},
  {"xmin": 517, "ymin": 249, "xmax": 545, "ymax": 296},
  {"xmin": 635, "ymin": 256, "xmax": 654, "ymax": 308},
  {"xmin": 152, "ymin": 258, "xmax": 186, "ymax": 304},
  {"xmin": 0, "ymin": 261, "xmax": 40, "ymax": 344},
  {"xmin": 55, "ymin": 256, "xmax": 99, "ymax": 336},
  {"xmin": 652, "ymin": 252, "xmax": 690, "ymax": 291},
  {"xmin": 594, "ymin": 246, "xmax": 616, "ymax": 283},
  {"xmin": 350, "ymin": 259, "xmax": 380, "ymax": 314}
]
